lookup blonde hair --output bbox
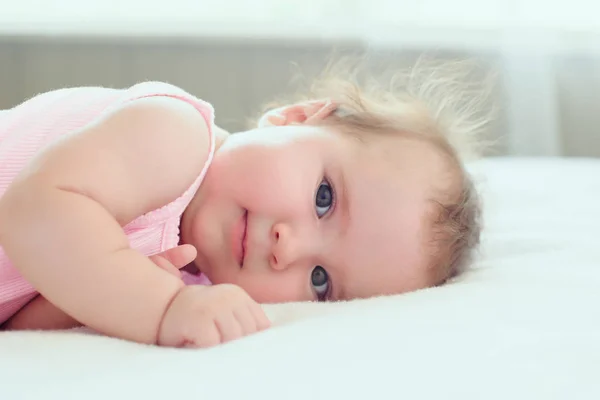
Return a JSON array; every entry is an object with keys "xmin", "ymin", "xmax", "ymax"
[{"xmin": 257, "ymin": 56, "xmax": 493, "ymax": 286}]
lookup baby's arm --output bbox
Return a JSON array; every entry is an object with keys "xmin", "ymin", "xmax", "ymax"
[
  {"xmin": 0, "ymin": 97, "xmax": 210, "ymax": 344},
  {"xmin": 1, "ymin": 295, "xmax": 81, "ymax": 331},
  {"xmin": 2, "ymin": 245, "xmax": 196, "ymax": 331}
]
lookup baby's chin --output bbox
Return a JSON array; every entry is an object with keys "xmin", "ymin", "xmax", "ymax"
[
  {"xmin": 187, "ymin": 253, "xmax": 246, "ymax": 287},
  {"xmin": 191, "ymin": 263, "xmax": 232, "ymax": 286}
]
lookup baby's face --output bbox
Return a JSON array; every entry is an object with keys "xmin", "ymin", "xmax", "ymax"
[{"xmin": 180, "ymin": 125, "xmax": 443, "ymax": 302}]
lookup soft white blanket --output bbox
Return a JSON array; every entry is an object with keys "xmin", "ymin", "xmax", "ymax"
[{"xmin": 1, "ymin": 158, "xmax": 598, "ymax": 400}]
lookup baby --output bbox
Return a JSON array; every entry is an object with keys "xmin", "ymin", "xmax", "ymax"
[{"xmin": 0, "ymin": 58, "xmax": 486, "ymax": 347}]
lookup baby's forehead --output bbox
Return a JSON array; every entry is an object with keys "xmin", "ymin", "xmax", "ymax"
[
  {"xmin": 346, "ymin": 134, "xmax": 451, "ymax": 185},
  {"xmin": 333, "ymin": 135, "xmax": 455, "ymax": 297},
  {"xmin": 336, "ymin": 177, "xmax": 434, "ymax": 299}
]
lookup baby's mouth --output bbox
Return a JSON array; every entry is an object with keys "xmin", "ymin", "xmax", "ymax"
[{"xmin": 240, "ymin": 210, "xmax": 248, "ymax": 268}]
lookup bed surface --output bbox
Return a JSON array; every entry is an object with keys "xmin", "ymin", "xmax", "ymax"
[{"xmin": 1, "ymin": 157, "xmax": 599, "ymax": 400}]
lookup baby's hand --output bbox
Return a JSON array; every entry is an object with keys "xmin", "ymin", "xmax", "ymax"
[
  {"xmin": 149, "ymin": 244, "xmax": 197, "ymax": 279},
  {"xmin": 157, "ymin": 284, "xmax": 271, "ymax": 348}
]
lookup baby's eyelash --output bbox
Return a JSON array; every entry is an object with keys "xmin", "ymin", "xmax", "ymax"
[
  {"xmin": 323, "ymin": 176, "xmax": 337, "ymax": 217},
  {"xmin": 319, "ymin": 280, "xmax": 333, "ymax": 302}
]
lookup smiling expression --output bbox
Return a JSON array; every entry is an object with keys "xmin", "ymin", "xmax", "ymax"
[{"xmin": 180, "ymin": 124, "xmax": 445, "ymax": 303}]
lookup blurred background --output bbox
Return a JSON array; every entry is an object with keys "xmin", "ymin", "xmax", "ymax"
[{"xmin": 0, "ymin": 0, "xmax": 599, "ymax": 157}]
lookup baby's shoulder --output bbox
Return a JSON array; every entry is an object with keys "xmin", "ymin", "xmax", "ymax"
[
  {"xmin": 110, "ymin": 84, "xmax": 217, "ymax": 228},
  {"xmin": 118, "ymin": 81, "xmax": 215, "ymax": 127}
]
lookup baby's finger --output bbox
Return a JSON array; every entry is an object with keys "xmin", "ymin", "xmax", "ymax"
[
  {"xmin": 233, "ymin": 306, "xmax": 258, "ymax": 335},
  {"xmin": 249, "ymin": 303, "xmax": 271, "ymax": 331},
  {"xmin": 150, "ymin": 254, "xmax": 181, "ymax": 278},
  {"xmin": 158, "ymin": 244, "xmax": 197, "ymax": 269},
  {"xmin": 184, "ymin": 322, "xmax": 221, "ymax": 349},
  {"xmin": 215, "ymin": 313, "xmax": 244, "ymax": 343}
]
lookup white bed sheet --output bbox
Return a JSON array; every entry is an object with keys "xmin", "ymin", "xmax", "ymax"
[{"xmin": 1, "ymin": 157, "xmax": 599, "ymax": 400}]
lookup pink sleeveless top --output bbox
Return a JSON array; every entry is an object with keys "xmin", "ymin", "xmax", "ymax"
[{"xmin": 0, "ymin": 82, "xmax": 213, "ymax": 324}]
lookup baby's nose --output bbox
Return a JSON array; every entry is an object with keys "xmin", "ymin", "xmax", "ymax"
[{"xmin": 269, "ymin": 223, "xmax": 313, "ymax": 271}]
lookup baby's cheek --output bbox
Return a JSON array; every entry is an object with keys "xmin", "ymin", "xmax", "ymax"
[
  {"xmin": 217, "ymin": 143, "xmax": 316, "ymax": 216},
  {"xmin": 241, "ymin": 170, "xmax": 307, "ymax": 215},
  {"xmin": 239, "ymin": 275, "xmax": 308, "ymax": 303}
]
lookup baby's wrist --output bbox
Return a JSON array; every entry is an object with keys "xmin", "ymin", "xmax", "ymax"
[{"xmin": 155, "ymin": 283, "xmax": 186, "ymax": 345}]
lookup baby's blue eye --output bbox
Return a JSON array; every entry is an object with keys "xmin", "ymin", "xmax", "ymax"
[
  {"xmin": 311, "ymin": 266, "xmax": 329, "ymax": 301},
  {"xmin": 315, "ymin": 180, "xmax": 333, "ymax": 218}
]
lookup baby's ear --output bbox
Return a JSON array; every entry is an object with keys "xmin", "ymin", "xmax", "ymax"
[{"xmin": 258, "ymin": 99, "xmax": 336, "ymax": 127}]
